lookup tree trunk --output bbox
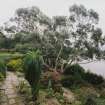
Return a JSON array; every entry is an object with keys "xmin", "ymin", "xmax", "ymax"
[{"xmin": 55, "ymin": 43, "xmax": 63, "ymax": 70}]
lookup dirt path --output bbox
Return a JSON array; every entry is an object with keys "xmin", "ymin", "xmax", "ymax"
[{"xmin": 0, "ymin": 72, "xmax": 25, "ymax": 105}]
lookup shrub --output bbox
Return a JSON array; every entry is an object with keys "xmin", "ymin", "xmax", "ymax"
[
  {"xmin": 62, "ymin": 64, "xmax": 85, "ymax": 88},
  {"xmin": 61, "ymin": 76, "xmax": 74, "ymax": 88},
  {"xmin": 83, "ymin": 71, "xmax": 104, "ymax": 85},
  {"xmin": 0, "ymin": 60, "xmax": 6, "ymax": 78},
  {"xmin": 24, "ymin": 50, "xmax": 43, "ymax": 100},
  {"xmin": 63, "ymin": 64, "xmax": 104, "ymax": 87},
  {"xmin": 84, "ymin": 96, "xmax": 97, "ymax": 105},
  {"xmin": 61, "ymin": 75, "xmax": 84, "ymax": 88},
  {"xmin": 64, "ymin": 64, "xmax": 85, "ymax": 76},
  {"xmin": 7, "ymin": 59, "xmax": 23, "ymax": 72}
]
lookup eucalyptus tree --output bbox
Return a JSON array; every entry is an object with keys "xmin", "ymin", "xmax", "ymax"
[
  {"xmin": 44, "ymin": 5, "xmax": 105, "ymax": 70},
  {"xmin": 43, "ymin": 16, "xmax": 71, "ymax": 70},
  {"xmin": 4, "ymin": 6, "xmax": 52, "ymax": 51},
  {"xmin": 67, "ymin": 4, "xmax": 105, "ymax": 64},
  {"xmin": 6, "ymin": 6, "xmax": 51, "ymax": 34}
]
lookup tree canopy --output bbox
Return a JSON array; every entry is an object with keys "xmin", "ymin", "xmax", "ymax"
[{"xmin": 1, "ymin": 4, "xmax": 105, "ymax": 70}]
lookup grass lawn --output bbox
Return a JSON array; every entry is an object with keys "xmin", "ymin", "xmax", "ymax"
[{"xmin": 0, "ymin": 52, "xmax": 23, "ymax": 61}]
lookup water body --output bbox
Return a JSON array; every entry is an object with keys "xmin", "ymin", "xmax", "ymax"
[{"xmin": 80, "ymin": 60, "xmax": 105, "ymax": 78}]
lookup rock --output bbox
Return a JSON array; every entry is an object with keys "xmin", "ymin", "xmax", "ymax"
[
  {"xmin": 46, "ymin": 98, "xmax": 61, "ymax": 105},
  {"xmin": 62, "ymin": 88, "xmax": 75, "ymax": 104}
]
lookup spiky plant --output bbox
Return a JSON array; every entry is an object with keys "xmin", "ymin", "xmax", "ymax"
[{"xmin": 24, "ymin": 50, "xmax": 43, "ymax": 100}]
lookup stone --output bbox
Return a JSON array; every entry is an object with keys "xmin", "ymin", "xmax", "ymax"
[
  {"xmin": 9, "ymin": 99, "xmax": 16, "ymax": 104},
  {"xmin": 63, "ymin": 88, "xmax": 75, "ymax": 104},
  {"xmin": 5, "ymin": 89, "xmax": 15, "ymax": 95}
]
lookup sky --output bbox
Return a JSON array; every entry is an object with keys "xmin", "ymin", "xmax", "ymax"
[
  {"xmin": 81, "ymin": 60, "xmax": 105, "ymax": 77},
  {"xmin": 0, "ymin": 0, "xmax": 105, "ymax": 33}
]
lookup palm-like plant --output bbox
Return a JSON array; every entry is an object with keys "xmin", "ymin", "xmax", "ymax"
[{"xmin": 24, "ymin": 50, "xmax": 43, "ymax": 100}]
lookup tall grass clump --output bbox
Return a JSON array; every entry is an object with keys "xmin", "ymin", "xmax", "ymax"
[{"xmin": 24, "ymin": 50, "xmax": 43, "ymax": 100}]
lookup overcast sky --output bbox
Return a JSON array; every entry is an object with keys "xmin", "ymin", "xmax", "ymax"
[{"xmin": 0, "ymin": 0, "xmax": 105, "ymax": 33}]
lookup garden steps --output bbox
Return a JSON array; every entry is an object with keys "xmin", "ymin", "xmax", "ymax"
[{"xmin": 0, "ymin": 72, "xmax": 25, "ymax": 105}]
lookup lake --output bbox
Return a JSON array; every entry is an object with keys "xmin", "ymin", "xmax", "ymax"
[{"xmin": 80, "ymin": 60, "xmax": 105, "ymax": 78}]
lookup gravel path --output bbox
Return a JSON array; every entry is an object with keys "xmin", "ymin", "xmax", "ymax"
[{"xmin": 0, "ymin": 72, "xmax": 25, "ymax": 105}]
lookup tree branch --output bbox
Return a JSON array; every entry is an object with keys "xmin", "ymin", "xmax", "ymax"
[{"xmin": 55, "ymin": 43, "xmax": 63, "ymax": 70}]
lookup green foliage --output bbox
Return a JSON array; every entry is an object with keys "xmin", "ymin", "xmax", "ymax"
[
  {"xmin": 64, "ymin": 64, "xmax": 85, "ymax": 75},
  {"xmin": 83, "ymin": 71, "xmax": 104, "ymax": 85},
  {"xmin": 0, "ymin": 52, "xmax": 23, "ymax": 61},
  {"xmin": 0, "ymin": 33, "xmax": 6, "ymax": 48},
  {"xmin": 7, "ymin": 59, "xmax": 23, "ymax": 72},
  {"xmin": 17, "ymin": 80, "xmax": 33, "ymax": 104},
  {"xmin": 18, "ymin": 80, "xmax": 28, "ymax": 94},
  {"xmin": 0, "ymin": 60, "xmax": 6, "ymax": 78},
  {"xmin": 48, "ymin": 79, "xmax": 52, "ymax": 91},
  {"xmin": 84, "ymin": 96, "xmax": 97, "ymax": 105},
  {"xmin": 0, "ymin": 32, "xmax": 15, "ymax": 49},
  {"xmin": 18, "ymin": 80, "xmax": 31, "ymax": 94},
  {"xmin": 0, "ymin": 73, "xmax": 5, "ymax": 81},
  {"xmin": 24, "ymin": 50, "xmax": 43, "ymax": 100},
  {"xmin": 62, "ymin": 64, "xmax": 85, "ymax": 87},
  {"xmin": 61, "ymin": 64, "xmax": 85, "ymax": 88},
  {"xmin": 1, "ymin": 5, "xmax": 104, "ymax": 68},
  {"xmin": 55, "ymin": 92, "xmax": 65, "ymax": 104},
  {"xmin": 15, "ymin": 43, "xmax": 35, "ymax": 53},
  {"xmin": 46, "ymin": 88, "xmax": 55, "ymax": 98},
  {"xmin": 62, "ymin": 64, "xmax": 105, "ymax": 88},
  {"xmin": 70, "ymin": 86, "xmax": 105, "ymax": 105},
  {"xmin": 61, "ymin": 75, "xmax": 84, "ymax": 88},
  {"xmin": 71, "ymin": 86, "xmax": 99, "ymax": 105},
  {"xmin": 95, "ymin": 98, "xmax": 105, "ymax": 105}
]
